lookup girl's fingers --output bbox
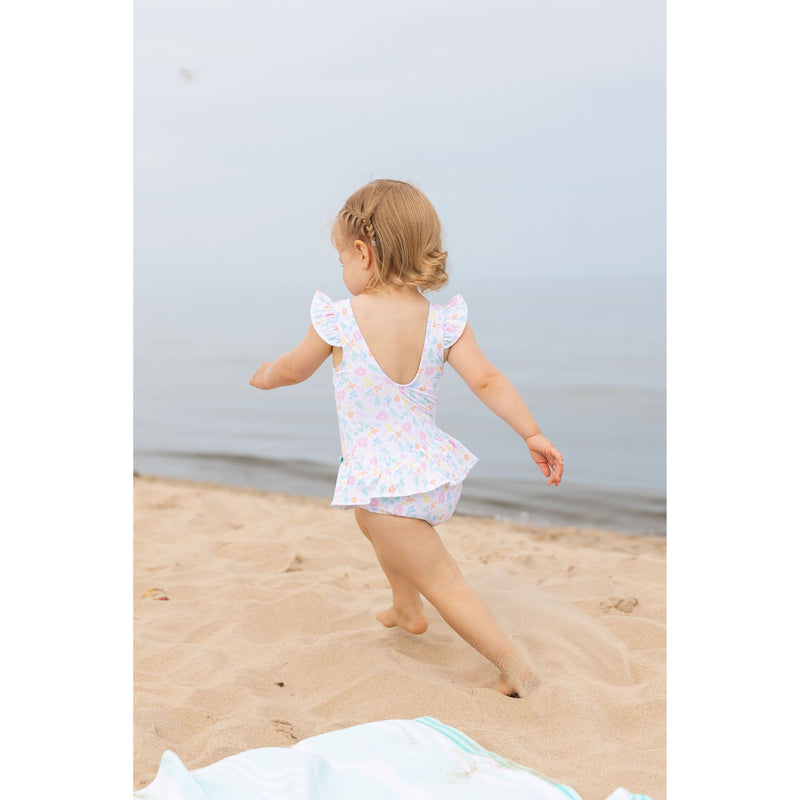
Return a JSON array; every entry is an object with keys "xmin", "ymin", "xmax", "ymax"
[
  {"xmin": 534, "ymin": 457, "xmax": 552, "ymax": 478},
  {"xmin": 549, "ymin": 453, "xmax": 564, "ymax": 484},
  {"xmin": 251, "ymin": 362, "xmax": 271, "ymax": 378},
  {"xmin": 532, "ymin": 445, "xmax": 563, "ymax": 485}
]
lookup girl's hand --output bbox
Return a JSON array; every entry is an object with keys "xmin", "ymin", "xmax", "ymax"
[
  {"xmin": 250, "ymin": 361, "xmax": 273, "ymax": 390},
  {"xmin": 525, "ymin": 433, "xmax": 564, "ymax": 486}
]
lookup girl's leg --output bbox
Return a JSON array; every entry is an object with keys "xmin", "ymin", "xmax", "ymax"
[
  {"xmin": 357, "ymin": 508, "xmax": 536, "ymax": 697},
  {"xmin": 354, "ymin": 508, "xmax": 428, "ymax": 634}
]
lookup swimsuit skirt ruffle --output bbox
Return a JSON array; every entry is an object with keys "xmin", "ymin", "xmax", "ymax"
[{"xmin": 332, "ymin": 437, "xmax": 477, "ymax": 507}]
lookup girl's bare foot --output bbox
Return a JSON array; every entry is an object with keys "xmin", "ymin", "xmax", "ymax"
[
  {"xmin": 377, "ymin": 604, "xmax": 429, "ymax": 634},
  {"xmin": 491, "ymin": 661, "xmax": 538, "ymax": 698}
]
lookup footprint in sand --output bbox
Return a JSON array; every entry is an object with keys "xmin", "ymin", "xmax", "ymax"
[
  {"xmin": 285, "ymin": 554, "xmax": 305, "ymax": 572},
  {"xmin": 272, "ymin": 719, "xmax": 298, "ymax": 742},
  {"xmin": 600, "ymin": 596, "xmax": 639, "ymax": 614}
]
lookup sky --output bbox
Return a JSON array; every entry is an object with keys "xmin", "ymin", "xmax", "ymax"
[{"xmin": 134, "ymin": 0, "xmax": 665, "ymax": 289}]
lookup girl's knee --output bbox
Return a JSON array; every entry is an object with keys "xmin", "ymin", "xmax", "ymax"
[
  {"xmin": 419, "ymin": 582, "xmax": 465, "ymax": 616},
  {"xmin": 416, "ymin": 557, "xmax": 466, "ymax": 599}
]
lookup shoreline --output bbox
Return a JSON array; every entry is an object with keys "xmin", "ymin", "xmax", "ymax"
[
  {"xmin": 134, "ymin": 471, "xmax": 665, "ymax": 551},
  {"xmin": 134, "ymin": 474, "xmax": 666, "ymax": 799},
  {"xmin": 132, "ymin": 464, "xmax": 666, "ymax": 538}
]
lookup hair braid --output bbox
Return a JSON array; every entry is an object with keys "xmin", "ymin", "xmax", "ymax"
[
  {"xmin": 334, "ymin": 179, "xmax": 448, "ymax": 293},
  {"xmin": 340, "ymin": 207, "xmax": 377, "ymax": 244}
]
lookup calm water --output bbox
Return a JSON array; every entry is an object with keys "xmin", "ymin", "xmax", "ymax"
[{"xmin": 134, "ymin": 271, "xmax": 665, "ymax": 535}]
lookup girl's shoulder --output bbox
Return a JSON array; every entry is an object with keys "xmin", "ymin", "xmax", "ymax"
[{"xmin": 310, "ymin": 290, "xmax": 350, "ymax": 346}]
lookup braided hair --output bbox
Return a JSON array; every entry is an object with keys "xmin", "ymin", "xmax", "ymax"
[{"xmin": 334, "ymin": 180, "xmax": 449, "ymax": 293}]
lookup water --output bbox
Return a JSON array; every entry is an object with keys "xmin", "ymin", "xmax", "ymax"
[{"xmin": 134, "ymin": 271, "xmax": 665, "ymax": 535}]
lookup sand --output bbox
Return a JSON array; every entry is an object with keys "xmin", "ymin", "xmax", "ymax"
[{"xmin": 133, "ymin": 475, "xmax": 666, "ymax": 800}]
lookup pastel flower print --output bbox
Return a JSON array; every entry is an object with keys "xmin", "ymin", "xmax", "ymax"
[{"xmin": 310, "ymin": 291, "xmax": 477, "ymax": 516}]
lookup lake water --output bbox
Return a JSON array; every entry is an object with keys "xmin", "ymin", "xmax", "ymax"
[{"xmin": 134, "ymin": 270, "xmax": 665, "ymax": 535}]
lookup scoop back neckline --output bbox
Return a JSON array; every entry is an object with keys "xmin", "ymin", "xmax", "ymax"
[{"xmin": 346, "ymin": 298, "xmax": 434, "ymax": 388}]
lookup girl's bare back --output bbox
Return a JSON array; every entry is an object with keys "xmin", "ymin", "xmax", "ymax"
[{"xmin": 339, "ymin": 289, "xmax": 431, "ymax": 385}]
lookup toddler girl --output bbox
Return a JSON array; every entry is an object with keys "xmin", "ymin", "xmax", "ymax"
[{"xmin": 250, "ymin": 179, "xmax": 563, "ymax": 697}]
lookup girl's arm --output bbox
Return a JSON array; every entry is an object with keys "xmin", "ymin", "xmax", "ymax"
[
  {"xmin": 446, "ymin": 323, "xmax": 564, "ymax": 486},
  {"xmin": 250, "ymin": 324, "xmax": 332, "ymax": 390}
]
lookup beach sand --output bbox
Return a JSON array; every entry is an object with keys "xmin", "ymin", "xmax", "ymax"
[{"xmin": 133, "ymin": 475, "xmax": 665, "ymax": 800}]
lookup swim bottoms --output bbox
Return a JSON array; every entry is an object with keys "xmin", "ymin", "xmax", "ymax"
[{"xmin": 359, "ymin": 482, "xmax": 462, "ymax": 526}]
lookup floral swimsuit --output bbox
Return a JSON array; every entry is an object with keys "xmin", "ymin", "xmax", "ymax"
[{"xmin": 311, "ymin": 291, "xmax": 478, "ymax": 525}]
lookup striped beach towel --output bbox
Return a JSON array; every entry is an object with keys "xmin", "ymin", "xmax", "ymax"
[{"xmin": 135, "ymin": 716, "xmax": 651, "ymax": 800}]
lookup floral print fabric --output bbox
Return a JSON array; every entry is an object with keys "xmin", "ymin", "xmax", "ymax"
[
  {"xmin": 311, "ymin": 291, "xmax": 478, "ymax": 518},
  {"xmin": 362, "ymin": 482, "xmax": 463, "ymax": 526}
]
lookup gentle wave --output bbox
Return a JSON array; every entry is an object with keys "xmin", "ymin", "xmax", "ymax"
[
  {"xmin": 134, "ymin": 274, "xmax": 665, "ymax": 538},
  {"xmin": 134, "ymin": 449, "xmax": 666, "ymax": 537}
]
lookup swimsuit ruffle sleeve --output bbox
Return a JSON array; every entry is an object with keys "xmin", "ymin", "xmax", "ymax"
[
  {"xmin": 310, "ymin": 290, "xmax": 343, "ymax": 346},
  {"xmin": 442, "ymin": 295, "xmax": 469, "ymax": 347}
]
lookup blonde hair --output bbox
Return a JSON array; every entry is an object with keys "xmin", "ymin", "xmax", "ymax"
[{"xmin": 335, "ymin": 179, "xmax": 448, "ymax": 293}]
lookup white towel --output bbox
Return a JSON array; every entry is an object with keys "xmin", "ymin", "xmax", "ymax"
[{"xmin": 135, "ymin": 716, "xmax": 651, "ymax": 800}]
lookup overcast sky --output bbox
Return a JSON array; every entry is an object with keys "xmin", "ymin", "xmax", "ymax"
[{"xmin": 134, "ymin": 0, "xmax": 665, "ymax": 289}]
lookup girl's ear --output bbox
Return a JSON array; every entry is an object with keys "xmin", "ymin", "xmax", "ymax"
[{"xmin": 353, "ymin": 239, "xmax": 373, "ymax": 268}]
